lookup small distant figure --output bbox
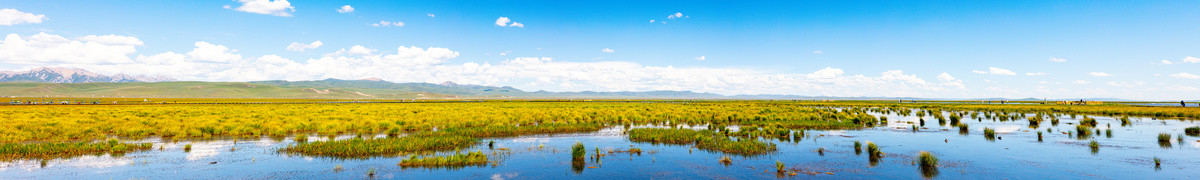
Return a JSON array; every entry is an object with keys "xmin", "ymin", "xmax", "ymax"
[{"xmin": 1183, "ymin": 101, "xmax": 1187, "ymax": 107}]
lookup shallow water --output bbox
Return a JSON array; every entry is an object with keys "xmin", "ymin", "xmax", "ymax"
[{"xmin": 3, "ymin": 110, "xmax": 1199, "ymax": 179}]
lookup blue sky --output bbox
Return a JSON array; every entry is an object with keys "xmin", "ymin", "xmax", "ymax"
[{"xmin": 0, "ymin": 0, "xmax": 1198, "ymax": 100}]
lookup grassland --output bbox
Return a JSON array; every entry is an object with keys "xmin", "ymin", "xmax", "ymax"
[
  {"xmin": 2, "ymin": 99, "xmax": 1195, "ymax": 161},
  {"xmin": 0, "ymin": 140, "xmax": 151, "ymax": 161}
]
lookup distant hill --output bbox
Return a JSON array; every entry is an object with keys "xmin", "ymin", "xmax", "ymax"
[
  {"xmin": 0, "ymin": 67, "xmax": 174, "ymax": 83},
  {"xmin": 251, "ymin": 79, "xmax": 730, "ymax": 99},
  {"xmin": 0, "ymin": 81, "xmax": 455, "ymax": 99}
]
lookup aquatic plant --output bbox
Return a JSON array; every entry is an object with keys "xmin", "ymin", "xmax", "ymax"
[
  {"xmin": 817, "ymin": 148, "xmax": 824, "ymax": 156},
  {"xmin": 1089, "ymin": 140, "xmax": 1099, "ymax": 154},
  {"xmin": 294, "ymin": 135, "xmax": 308, "ymax": 143},
  {"xmin": 1078, "ymin": 117, "xmax": 1098, "ymax": 127},
  {"xmin": 866, "ymin": 142, "xmax": 881, "ymax": 158},
  {"xmin": 983, "ymin": 128, "xmax": 996, "ymax": 141},
  {"xmin": 1120, "ymin": 117, "xmax": 1131, "ymax": 126},
  {"xmin": 719, "ymin": 155, "xmax": 732, "ymax": 166},
  {"xmin": 854, "ymin": 141, "xmax": 862, "ymax": 154},
  {"xmin": 957, "ymin": 123, "xmax": 969, "ymax": 135},
  {"xmin": 1153, "ymin": 157, "xmax": 1161, "ymax": 167},
  {"xmin": 917, "ymin": 151, "xmax": 937, "ymax": 167},
  {"xmin": 0, "ymin": 140, "xmax": 152, "ymax": 161},
  {"xmin": 367, "ymin": 167, "xmax": 376, "ymax": 177},
  {"xmin": 333, "ymin": 164, "xmax": 344, "ymax": 172},
  {"xmin": 1032, "ymin": 130, "xmax": 1041, "ymax": 142},
  {"xmin": 1105, "ymin": 129, "xmax": 1112, "ymax": 138},
  {"xmin": 184, "ymin": 144, "xmax": 192, "ymax": 152},
  {"xmin": 572, "ymin": 142, "xmax": 586, "ymax": 161},
  {"xmin": 1158, "ymin": 133, "xmax": 1172, "ymax": 148},
  {"xmin": 1075, "ymin": 125, "xmax": 1092, "ymax": 139},
  {"xmin": 282, "ymin": 136, "xmax": 476, "ymax": 159},
  {"xmin": 397, "ymin": 151, "xmax": 488, "ymax": 168},
  {"xmin": 775, "ymin": 161, "xmax": 786, "ymax": 173},
  {"xmin": 1185, "ymin": 126, "xmax": 1200, "ymax": 137},
  {"xmin": 628, "ymin": 128, "xmax": 776, "ymax": 156}
]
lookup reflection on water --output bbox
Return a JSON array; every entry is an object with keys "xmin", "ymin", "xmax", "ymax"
[{"xmin": 2, "ymin": 109, "xmax": 1199, "ymax": 179}]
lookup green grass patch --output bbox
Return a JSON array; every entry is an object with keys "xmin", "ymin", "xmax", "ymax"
[
  {"xmin": 0, "ymin": 140, "xmax": 152, "ymax": 161},
  {"xmin": 282, "ymin": 136, "xmax": 477, "ymax": 159},
  {"xmin": 627, "ymin": 128, "xmax": 776, "ymax": 156},
  {"xmin": 397, "ymin": 151, "xmax": 488, "ymax": 168}
]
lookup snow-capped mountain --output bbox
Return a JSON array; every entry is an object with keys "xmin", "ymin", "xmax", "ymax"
[{"xmin": 0, "ymin": 67, "xmax": 175, "ymax": 83}]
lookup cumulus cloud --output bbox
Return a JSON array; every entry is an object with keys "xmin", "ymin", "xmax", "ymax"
[
  {"xmin": 1170, "ymin": 73, "xmax": 1200, "ymax": 79},
  {"xmin": 973, "ymin": 67, "xmax": 1016, "ymax": 75},
  {"xmin": 694, "ymin": 56, "xmax": 705, "ymax": 61},
  {"xmin": 1184, "ymin": 56, "xmax": 1200, "ymax": 63},
  {"xmin": 337, "ymin": 5, "xmax": 354, "ymax": 13},
  {"xmin": 667, "ymin": 12, "xmax": 684, "ymax": 19},
  {"xmin": 1049, "ymin": 57, "xmax": 1066, "ymax": 62},
  {"xmin": 1088, "ymin": 72, "xmax": 1113, "ymax": 77},
  {"xmin": 1160, "ymin": 60, "xmax": 1173, "ymax": 65},
  {"xmin": 0, "ymin": 9, "xmax": 47, "ymax": 26},
  {"xmin": 232, "ymin": 0, "xmax": 295, "ymax": 17},
  {"xmin": 286, "ymin": 41, "xmax": 322, "ymax": 52},
  {"xmin": 806, "ymin": 67, "xmax": 843, "ymax": 79},
  {"xmin": 1, "ymin": 32, "xmax": 979, "ymax": 97},
  {"xmin": 0, "ymin": 33, "xmax": 139, "ymax": 64},
  {"xmin": 371, "ymin": 21, "xmax": 405, "ymax": 27},
  {"xmin": 495, "ymin": 17, "xmax": 523, "ymax": 27},
  {"xmin": 601, "ymin": 48, "xmax": 614, "ymax": 53},
  {"xmin": 1025, "ymin": 72, "xmax": 1046, "ymax": 76}
]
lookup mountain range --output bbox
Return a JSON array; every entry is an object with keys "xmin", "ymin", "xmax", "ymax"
[
  {"xmin": 0, "ymin": 67, "xmax": 174, "ymax": 83},
  {"xmin": 0, "ymin": 67, "xmax": 1146, "ymax": 101}
]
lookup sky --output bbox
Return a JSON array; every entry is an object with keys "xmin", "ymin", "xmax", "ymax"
[{"xmin": 0, "ymin": 0, "xmax": 1198, "ymax": 100}]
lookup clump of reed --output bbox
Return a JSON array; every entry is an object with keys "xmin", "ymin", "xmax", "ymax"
[
  {"xmin": 1078, "ymin": 117, "xmax": 1098, "ymax": 127},
  {"xmin": 1185, "ymin": 126, "xmax": 1200, "ymax": 137},
  {"xmin": 1075, "ymin": 125, "xmax": 1093, "ymax": 139},
  {"xmin": 983, "ymin": 128, "xmax": 996, "ymax": 141},
  {"xmin": 775, "ymin": 161, "xmax": 786, "ymax": 173},
  {"xmin": 917, "ymin": 151, "xmax": 937, "ymax": 168},
  {"xmin": 184, "ymin": 144, "xmax": 192, "ymax": 153},
  {"xmin": 866, "ymin": 142, "xmax": 881, "ymax": 158},
  {"xmin": 571, "ymin": 142, "xmax": 586, "ymax": 161},
  {"xmin": 1089, "ymin": 140, "xmax": 1099, "ymax": 154},
  {"xmin": 1105, "ymin": 129, "xmax": 1112, "ymax": 138},
  {"xmin": 282, "ymin": 136, "xmax": 476, "ymax": 159},
  {"xmin": 397, "ymin": 151, "xmax": 488, "ymax": 168},
  {"xmin": 1153, "ymin": 157, "xmax": 1161, "ymax": 168},
  {"xmin": 817, "ymin": 148, "xmax": 825, "ymax": 156},
  {"xmin": 0, "ymin": 139, "xmax": 152, "ymax": 161},
  {"xmin": 1119, "ymin": 117, "xmax": 1131, "ymax": 126},
  {"xmin": 957, "ymin": 123, "xmax": 969, "ymax": 135},
  {"xmin": 1037, "ymin": 131, "xmax": 1043, "ymax": 142},
  {"xmin": 719, "ymin": 156, "xmax": 732, "ymax": 166},
  {"xmin": 1158, "ymin": 133, "xmax": 1172, "ymax": 148},
  {"xmin": 854, "ymin": 141, "xmax": 862, "ymax": 155}
]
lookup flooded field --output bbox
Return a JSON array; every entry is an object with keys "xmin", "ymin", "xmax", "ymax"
[{"xmin": 3, "ymin": 108, "xmax": 1197, "ymax": 179}]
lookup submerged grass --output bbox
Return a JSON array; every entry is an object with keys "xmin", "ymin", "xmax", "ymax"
[
  {"xmin": 282, "ymin": 136, "xmax": 476, "ymax": 159},
  {"xmin": 627, "ymin": 128, "xmax": 776, "ymax": 156},
  {"xmin": 0, "ymin": 140, "xmax": 152, "ymax": 161},
  {"xmin": 1186, "ymin": 126, "xmax": 1200, "ymax": 137},
  {"xmin": 397, "ymin": 151, "xmax": 488, "ymax": 168}
]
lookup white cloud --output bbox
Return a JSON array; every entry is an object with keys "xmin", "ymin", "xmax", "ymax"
[
  {"xmin": 1073, "ymin": 80, "xmax": 1091, "ymax": 84},
  {"xmin": 186, "ymin": 42, "xmax": 242, "ymax": 63},
  {"xmin": 1088, "ymin": 72, "xmax": 1113, "ymax": 77},
  {"xmin": 0, "ymin": 9, "xmax": 47, "ymax": 26},
  {"xmin": 0, "ymin": 33, "xmax": 139, "ymax": 64},
  {"xmin": 495, "ymin": 17, "xmax": 510, "ymax": 26},
  {"xmin": 667, "ymin": 12, "xmax": 684, "ymax": 19},
  {"xmin": 649, "ymin": 20, "xmax": 655, "ymax": 23},
  {"xmin": 337, "ymin": 5, "xmax": 354, "ymax": 13},
  {"xmin": 694, "ymin": 56, "xmax": 706, "ymax": 61},
  {"xmin": 1169, "ymin": 73, "xmax": 1200, "ymax": 79},
  {"xmin": 1160, "ymin": 60, "xmax": 1173, "ymax": 65},
  {"xmin": 494, "ymin": 17, "xmax": 524, "ymax": 27},
  {"xmin": 1049, "ymin": 57, "xmax": 1066, "ymax": 62},
  {"xmin": 937, "ymin": 73, "xmax": 965, "ymax": 89},
  {"xmin": 812, "ymin": 50, "xmax": 822, "ymax": 54},
  {"xmin": 79, "ymin": 35, "xmax": 144, "ymax": 46},
  {"xmin": 601, "ymin": 48, "xmax": 614, "ymax": 53},
  {"xmin": 372, "ymin": 21, "xmax": 405, "ymax": 27},
  {"xmin": 286, "ymin": 41, "xmax": 323, "ymax": 52},
  {"xmin": 1025, "ymin": 72, "xmax": 1046, "ymax": 76},
  {"xmin": 427, "ymin": 14, "xmax": 435, "ymax": 18},
  {"xmin": 974, "ymin": 67, "xmax": 1016, "ymax": 75},
  {"xmin": 806, "ymin": 67, "xmax": 843, "ymax": 79},
  {"xmin": 232, "ymin": 0, "xmax": 295, "ymax": 17},
  {"xmin": 1184, "ymin": 56, "xmax": 1200, "ymax": 63}
]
